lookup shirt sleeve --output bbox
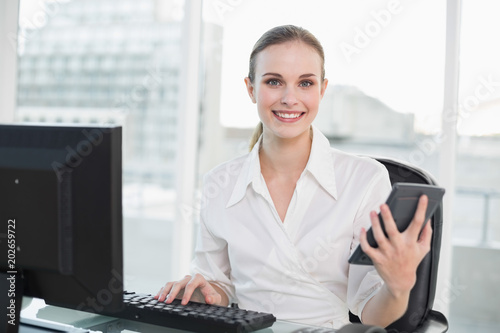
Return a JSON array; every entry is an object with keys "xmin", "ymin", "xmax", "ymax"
[
  {"xmin": 347, "ymin": 164, "xmax": 392, "ymax": 318},
  {"xmin": 190, "ymin": 180, "xmax": 236, "ymax": 303}
]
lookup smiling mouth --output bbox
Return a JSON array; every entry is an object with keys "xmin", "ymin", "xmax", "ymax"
[{"xmin": 272, "ymin": 111, "xmax": 305, "ymax": 119}]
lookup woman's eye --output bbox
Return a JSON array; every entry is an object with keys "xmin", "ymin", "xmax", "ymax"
[
  {"xmin": 299, "ymin": 81, "xmax": 313, "ymax": 88},
  {"xmin": 267, "ymin": 79, "xmax": 280, "ymax": 86}
]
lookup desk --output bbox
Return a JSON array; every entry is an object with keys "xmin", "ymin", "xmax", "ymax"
[
  {"xmin": 19, "ymin": 319, "xmax": 316, "ymax": 333},
  {"xmin": 19, "ymin": 297, "xmax": 336, "ymax": 333}
]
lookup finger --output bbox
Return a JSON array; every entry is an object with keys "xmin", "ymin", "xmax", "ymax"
[
  {"xmin": 359, "ymin": 227, "xmax": 381, "ymax": 263},
  {"xmin": 181, "ymin": 274, "xmax": 205, "ymax": 305},
  {"xmin": 154, "ymin": 286, "xmax": 164, "ymax": 300},
  {"xmin": 370, "ymin": 210, "xmax": 390, "ymax": 249},
  {"xmin": 379, "ymin": 204, "xmax": 400, "ymax": 239},
  {"xmin": 155, "ymin": 283, "xmax": 172, "ymax": 301},
  {"xmin": 166, "ymin": 275, "xmax": 191, "ymax": 303},
  {"xmin": 154, "ymin": 287, "xmax": 162, "ymax": 299},
  {"xmin": 199, "ymin": 281, "xmax": 220, "ymax": 305},
  {"xmin": 407, "ymin": 195, "xmax": 429, "ymax": 238},
  {"xmin": 418, "ymin": 219, "xmax": 433, "ymax": 252}
]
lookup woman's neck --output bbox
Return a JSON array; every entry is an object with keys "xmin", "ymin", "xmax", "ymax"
[{"xmin": 259, "ymin": 128, "xmax": 312, "ymax": 176}]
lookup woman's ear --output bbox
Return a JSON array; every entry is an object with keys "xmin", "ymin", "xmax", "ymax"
[
  {"xmin": 244, "ymin": 77, "xmax": 257, "ymax": 104},
  {"xmin": 320, "ymin": 78, "xmax": 329, "ymax": 99}
]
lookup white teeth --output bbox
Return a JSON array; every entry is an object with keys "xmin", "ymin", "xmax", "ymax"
[{"xmin": 276, "ymin": 112, "xmax": 302, "ymax": 119}]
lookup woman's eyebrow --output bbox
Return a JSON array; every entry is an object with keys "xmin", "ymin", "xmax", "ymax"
[
  {"xmin": 261, "ymin": 73, "xmax": 317, "ymax": 78},
  {"xmin": 299, "ymin": 73, "xmax": 317, "ymax": 79},
  {"xmin": 261, "ymin": 72, "xmax": 282, "ymax": 78}
]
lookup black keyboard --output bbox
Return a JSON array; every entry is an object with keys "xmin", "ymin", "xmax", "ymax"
[{"xmin": 119, "ymin": 291, "xmax": 276, "ymax": 333}]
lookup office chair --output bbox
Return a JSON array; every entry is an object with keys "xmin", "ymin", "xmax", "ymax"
[{"xmin": 349, "ymin": 156, "xmax": 449, "ymax": 333}]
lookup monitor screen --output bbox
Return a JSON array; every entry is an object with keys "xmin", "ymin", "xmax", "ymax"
[{"xmin": 0, "ymin": 124, "xmax": 123, "ymax": 322}]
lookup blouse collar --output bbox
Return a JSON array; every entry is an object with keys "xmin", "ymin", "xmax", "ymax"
[{"xmin": 226, "ymin": 125, "xmax": 337, "ymax": 208}]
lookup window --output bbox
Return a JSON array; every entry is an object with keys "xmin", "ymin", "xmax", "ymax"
[
  {"xmin": 449, "ymin": 1, "xmax": 500, "ymax": 330},
  {"xmin": 454, "ymin": 0, "xmax": 500, "ymax": 246},
  {"xmin": 17, "ymin": 0, "xmax": 189, "ymax": 292}
]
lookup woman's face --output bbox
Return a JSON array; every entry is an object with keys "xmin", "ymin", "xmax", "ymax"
[{"xmin": 245, "ymin": 41, "xmax": 328, "ymax": 142}]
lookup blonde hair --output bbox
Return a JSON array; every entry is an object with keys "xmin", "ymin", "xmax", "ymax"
[
  {"xmin": 247, "ymin": 25, "xmax": 325, "ymax": 151},
  {"xmin": 248, "ymin": 122, "xmax": 263, "ymax": 151}
]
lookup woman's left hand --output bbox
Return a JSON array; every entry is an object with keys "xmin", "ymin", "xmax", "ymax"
[{"xmin": 359, "ymin": 195, "xmax": 433, "ymax": 298}]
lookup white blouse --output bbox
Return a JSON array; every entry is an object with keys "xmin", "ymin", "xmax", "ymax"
[{"xmin": 191, "ymin": 126, "xmax": 392, "ymax": 328}]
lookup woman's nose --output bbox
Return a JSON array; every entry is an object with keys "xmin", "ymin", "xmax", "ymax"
[{"xmin": 281, "ymin": 87, "xmax": 298, "ymax": 106}]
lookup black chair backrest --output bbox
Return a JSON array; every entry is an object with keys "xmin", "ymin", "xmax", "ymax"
[{"xmin": 350, "ymin": 157, "xmax": 444, "ymax": 333}]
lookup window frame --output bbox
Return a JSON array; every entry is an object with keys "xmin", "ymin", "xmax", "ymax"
[{"xmin": 0, "ymin": 0, "xmax": 19, "ymax": 123}]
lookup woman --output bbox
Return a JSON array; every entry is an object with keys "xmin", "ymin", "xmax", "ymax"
[{"xmin": 155, "ymin": 25, "xmax": 432, "ymax": 329}]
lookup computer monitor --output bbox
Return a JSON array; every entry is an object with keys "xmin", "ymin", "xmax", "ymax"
[{"xmin": 0, "ymin": 124, "xmax": 123, "ymax": 332}]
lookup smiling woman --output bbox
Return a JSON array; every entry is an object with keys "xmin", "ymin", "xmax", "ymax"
[{"xmin": 156, "ymin": 24, "xmax": 434, "ymax": 329}]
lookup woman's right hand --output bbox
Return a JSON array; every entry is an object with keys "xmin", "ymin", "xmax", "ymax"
[{"xmin": 154, "ymin": 273, "xmax": 225, "ymax": 306}]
